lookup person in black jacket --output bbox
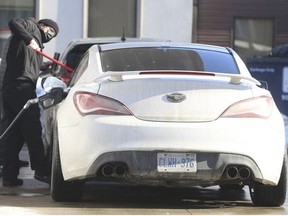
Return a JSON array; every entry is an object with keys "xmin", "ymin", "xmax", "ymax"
[
  {"xmin": 1, "ymin": 17, "xmax": 59, "ymax": 186},
  {"xmin": 0, "ymin": 36, "xmax": 30, "ymax": 178}
]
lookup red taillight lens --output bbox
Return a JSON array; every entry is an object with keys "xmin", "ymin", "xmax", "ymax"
[
  {"xmin": 73, "ymin": 92, "xmax": 132, "ymax": 116},
  {"xmin": 221, "ymin": 96, "xmax": 273, "ymax": 118}
]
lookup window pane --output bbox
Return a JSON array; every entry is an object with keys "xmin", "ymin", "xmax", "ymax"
[
  {"xmin": 0, "ymin": 0, "xmax": 35, "ymax": 56},
  {"xmin": 100, "ymin": 47, "xmax": 239, "ymax": 74},
  {"xmin": 88, "ymin": 0, "xmax": 136, "ymax": 37},
  {"xmin": 234, "ymin": 18, "xmax": 273, "ymax": 60},
  {"xmin": 69, "ymin": 53, "xmax": 89, "ymax": 86}
]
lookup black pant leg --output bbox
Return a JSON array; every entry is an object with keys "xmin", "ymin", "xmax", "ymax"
[
  {"xmin": 0, "ymin": 116, "xmax": 9, "ymax": 165},
  {"xmin": 2, "ymin": 89, "xmax": 24, "ymax": 179},
  {"xmin": 3, "ymin": 81, "xmax": 45, "ymax": 176},
  {"xmin": 2, "ymin": 124, "xmax": 24, "ymax": 179}
]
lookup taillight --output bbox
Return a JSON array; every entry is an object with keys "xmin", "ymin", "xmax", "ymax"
[
  {"xmin": 73, "ymin": 92, "xmax": 132, "ymax": 116},
  {"xmin": 221, "ymin": 96, "xmax": 273, "ymax": 118}
]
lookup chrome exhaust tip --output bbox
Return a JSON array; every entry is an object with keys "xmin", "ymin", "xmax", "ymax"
[
  {"xmin": 226, "ymin": 166, "xmax": 238, "ymax": 179},
  {"xmin": 239, "ymin": 167, "xmax": 251, "ymax": 179},
  {"xmin": 102, "ymin": 164, "xmax": 114, "ymax": 177},
  {"xmin": 113, "ymin": 164, "xmax": 126, "ymax": 177}
]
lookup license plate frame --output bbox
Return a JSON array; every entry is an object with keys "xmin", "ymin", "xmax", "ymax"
[{"xmin": 157, "ymin": 152, "xmax": 197, "ymax": 172}]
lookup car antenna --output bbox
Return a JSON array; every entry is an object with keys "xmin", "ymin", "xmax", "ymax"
[{"xmin": 121, "ymin": 26, "xmax": 126, "ymax": 42}]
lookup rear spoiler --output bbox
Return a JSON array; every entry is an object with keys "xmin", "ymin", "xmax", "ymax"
[{"xmin": 94, "ymin": 71, "xmax": 261, "ymax": 85}]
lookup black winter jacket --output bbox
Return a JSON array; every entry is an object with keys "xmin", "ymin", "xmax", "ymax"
[{"xmin": 3, "ymin": 17, "xmax": 44, "ymax": 87}]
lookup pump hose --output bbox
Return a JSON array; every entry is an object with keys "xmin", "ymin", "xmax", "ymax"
[{"xmin": 0, "ymin": 98, "xmax": 39, "ymax": 142}]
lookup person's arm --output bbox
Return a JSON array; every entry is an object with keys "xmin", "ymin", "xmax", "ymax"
[{"xmin": 8, "ymin": 18, "xmax": 40, "ymax": 50}]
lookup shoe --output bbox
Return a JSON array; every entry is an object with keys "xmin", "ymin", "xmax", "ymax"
[
  {"xmin": 3, "ymin": 178, "xmax": 23, "ymax": 187},
  {"xmin": 18, "ymin": 160, "xmax": 29, "ymax": 167},
  {"xmin": 34, "ymin": 170, "xmax": 50, "ymax": 184}
]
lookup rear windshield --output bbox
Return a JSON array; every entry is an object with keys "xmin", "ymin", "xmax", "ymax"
[{"xmin": 100, "ymin": 47, "xmax": 239, "ymax": 74}]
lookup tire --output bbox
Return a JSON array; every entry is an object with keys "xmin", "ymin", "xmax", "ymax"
[
  {"xmin": 50, "ymin": 126, "xmax": 83, "ymax": 202},
  {"xmin": 219, "ymin": 184, "xmax": 245, "ymax": 191},
  {"xmin": 249, "ymin": 153, "xmax": 287, "ymax": 207}
]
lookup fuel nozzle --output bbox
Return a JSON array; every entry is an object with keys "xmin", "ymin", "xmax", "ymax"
[{"xmin": 23, "ymin": 98, "xmax": 39, "ymax": 110}]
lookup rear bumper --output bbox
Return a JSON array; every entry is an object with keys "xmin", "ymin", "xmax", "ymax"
[
  {"xmin": 85, "ymin": 151, "xmax": 263, "ymax": 187},
  {"xmin": 58, "ymin": 116, "xmax": 285, "ymax": 185}
]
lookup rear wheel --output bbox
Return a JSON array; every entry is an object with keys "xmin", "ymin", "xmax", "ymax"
[
  {"xmin": 249, "ymin": 153, "xmax": 287, "ymax": 206},
  {"xmin": 50, "ymin": 126, "xmax": 83, "ymax": 202}
]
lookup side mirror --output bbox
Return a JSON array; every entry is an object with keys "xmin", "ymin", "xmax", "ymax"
[
  {"xmin": 258, "ymin": 80, "xmax": 268, "ymax": 89},
  {"xmin": 38, "ymin": 88, "xmax": 66, "ymax": 110}
]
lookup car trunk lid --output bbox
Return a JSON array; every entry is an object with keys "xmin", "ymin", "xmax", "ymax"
[{"xmin": 97, "ymin": 71, "xmax": 257, "ymax": 122}]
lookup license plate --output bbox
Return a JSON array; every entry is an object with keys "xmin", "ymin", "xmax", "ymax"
[{"xmin": 157, "ymin": 152, "xmax": 197, "ymax": 172}]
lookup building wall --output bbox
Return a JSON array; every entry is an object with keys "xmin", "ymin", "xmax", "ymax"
[
  {"xmin": 38, "ymin": 0, "xmax": 194, "ymax": 56},
  {"xmin": 138, "ymin": 0, "xmax": 193, "ymax": 42},
  {"xmin": 196, "ymin": 0, "xmax": 288, "ymax": 47},
  {"xmin": 38, "ymin": 0, "xmax": 84, "ymax": 56}
]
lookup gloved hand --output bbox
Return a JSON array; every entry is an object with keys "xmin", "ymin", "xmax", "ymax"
[{"xmin": 28, "ymin": 39, "xmax": 40, "ymax": 51}]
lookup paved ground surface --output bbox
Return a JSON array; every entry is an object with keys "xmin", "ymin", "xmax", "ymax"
[{"xmin": 0, "ymin": 146, "xmax": 288, "ymax": 215}]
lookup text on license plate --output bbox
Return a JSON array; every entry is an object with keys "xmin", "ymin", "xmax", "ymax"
[{"xmin": 157, "ymin": 153, "xmax": 197, "ymax": 172}]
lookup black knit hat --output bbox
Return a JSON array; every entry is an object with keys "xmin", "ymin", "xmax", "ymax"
[{"xmin": 38, "ymin": 19, "xmax": 59, "ymax": 36}]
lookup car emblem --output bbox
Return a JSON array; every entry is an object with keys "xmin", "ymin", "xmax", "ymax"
[{"xmin": 166, "ymin": 93, "xmax": 186, "ymax": 103}]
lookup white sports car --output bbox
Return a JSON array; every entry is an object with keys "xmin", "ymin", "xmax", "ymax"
[{"xmin": 41, "ymin": 42, "xmax": 287, "ymax": 206}]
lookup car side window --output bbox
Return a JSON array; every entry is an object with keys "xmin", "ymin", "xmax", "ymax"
[{"xmin": 68, "ymin": 52, "xmax": 89, "ymax": 87}]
